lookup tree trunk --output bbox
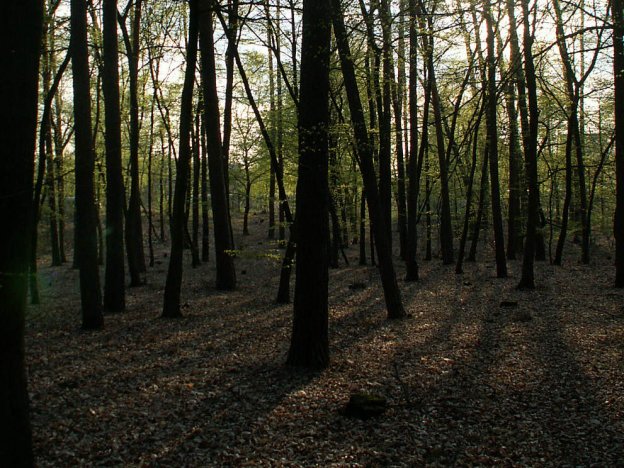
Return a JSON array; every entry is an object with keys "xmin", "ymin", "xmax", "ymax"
[
  {"xmin": 191, "ymin": 110, "xmax": 201, "ymax": 268},
  {"xmin": 53, "ymin": 92, "xmax": 68, "ymax": 263},
  {"xmin": 517, "ymin": 0, "xmax": 540, "ymax": 289},
  {"xmin": 102, "ymin": 0, "xmax": 126, "ymax": 312},
  {"xmin": 359, "ymin": 190, "xmax": 367, "ymax": 265},
  {"xmin": 614, "ymin": 0, "xmax": 624, "ymax": 286},
  {"xmin": 405, "ymin": 0, "xmax": 423, "ymax": 280},
  {"xmin": 468, "ymin": 146, "xmax": 489, "ymax": 262},
  {"xmin": 456, "ymin": 103, "xmax": 484, "ymax": 273},
  {"xmin": 120, "ymin": 0, "xmax": 146, "ymax": 286},
  {"xmin": 199, "ymin": 0, "xmax": 236, "ymax": 291},
  {"xmin": 214, "ymin": 8, "xmax": 296, "ymax": 299},
  {"xmin": 162, "ymin": 0, "xmax": 199, "ymax": 318},
  {"xmin": 496, "ymin": 32, "xmax": 523, "ymax": 260},
  {"xmin": 267, "ymin": 6, "xmax": 277, "ymax": 240},
  {"xmin": 71, "ymin": 0, "xmax": 104, "ymax": 329},
  {"xmin": 200, "ymin": 117, "xmax": 210, "ymax": 262},
  {"xmin": 286, "ymin": 0, "xmax": 332, "ymax": 369},
  {"xmin": 484, "ymin": 0, "xmax": 507, "ymax": 278},
  {"xmin": 222, "ymin": 0, "xmax": 239, "ymax": 192},
  {"xmin": 0, "ymin": 1, "xmax": 42, "ymax": 464},
  {"xmin": 378, "ymin": 0, "xmax": 394, "ymax": 250},
  {"xmin": 393, "ymin": 0, "xmax": 408, "ymax": 260},
  {"xmin": 331, "ymin": 0, "xmax": 405, "ymax": 319}
]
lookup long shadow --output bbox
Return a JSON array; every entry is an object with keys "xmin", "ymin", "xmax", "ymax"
[{"xmin": 354, "ymin": 263, "xmax": 624, "ymax": 465}]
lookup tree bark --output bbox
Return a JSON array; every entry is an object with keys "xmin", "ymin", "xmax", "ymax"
[
  {"xmin": 119, "ymin": 0, "xmax": 146, "ymax": 286},
  {"xmin": 199, "ymin": 0, "xmax": 236, "ymax": 291},
  {"xmin": 0, "ymin": 1, "xmax": 42, "ymax": 464},
  {"xmin": 286, "ymin": 0, "xmax": 332, "ymax": 369},
  {"xmin": 102, "ymin": 0, "xmax": 126, "ymax": 312},
  {"xmin": 484, "ymin": 0, "xmax": 507, "ymax": 278},
  {"xmin": 614, "ymin": 0, "xmax": 624, "ymax": 286},
  {"xmin": 71, "ymin": 0, "xmax": 104, "ymax": 328},
  {"xmin": 331, "ymin": 0, "xmax": 405, "ymax": 319},
  {"xmin": 162, "ymin": 0, "xmax": 199, "ymax": 318},
  {"xmin": 517, "ymin": 0, "xmax": 540, "ymax": 289}
]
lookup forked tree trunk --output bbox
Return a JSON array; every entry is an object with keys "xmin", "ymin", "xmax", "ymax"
[
  {"xmin": 162, "ymin": 0, "xmax": 199, "ymax": 318},
  {"xmin": 199, "ymin": 0, "xmax": 236, "ymax": 291}
]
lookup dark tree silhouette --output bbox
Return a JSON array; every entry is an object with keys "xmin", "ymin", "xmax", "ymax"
[
  {"xmin": 484, "ymin": 0, "xmax": 507, "ymax": 278},
  {"xmin": 102, "ymin": 0, "xmax": 126, "ymax": 312},
  {"xmin": 331, "ymin": 0, "xmax": 405, "ymax": 319},
  {"xmin": 163, "ymin": 0, "xmax": 199, "ymax": 318},
  {"xmin": 119, "ymin": 0, "xmax": 147, "ymax": 286},
  {"xmin": 71, "ymin": 0, "xmax": 104, "ymax": 328},
  {"xmin": 517, "ymin": 0, "xmax": 540, "ymax": 289},
  {"xmin": 199, "ymin": 0, "xmax": 236, "ymax": 290},
  {"xmin": 0, "ymin": 2, "xmax": 42, "ymax": 464},
  {"xmin": 614, "ymin": 0, "xmax": 624, "ymax": 287},
  {"xmin": 286, "ymin": 0, "xmax": 332, "ymax": 368}
]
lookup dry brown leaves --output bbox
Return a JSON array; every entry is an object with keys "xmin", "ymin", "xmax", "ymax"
[{"xmin": 26, "ymin": 217, "xmax": 624, "ymax": 466}]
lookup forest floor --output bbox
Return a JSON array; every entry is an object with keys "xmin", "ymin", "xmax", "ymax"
[{"xmin": 26, "ymin": 213, "xmax": 624, "ymax": 467}]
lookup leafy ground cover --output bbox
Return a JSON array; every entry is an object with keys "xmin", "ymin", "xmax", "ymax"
[{"xmin": 27, "ymin": 216, "xmax": 624, "ymax": 466}]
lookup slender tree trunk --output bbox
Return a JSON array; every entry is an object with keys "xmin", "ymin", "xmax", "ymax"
[
  {"xmin": 191, "ymin": 110, "xmax": 201, "ymax": 267},
  {"xmin": 418, "ymin": 6, "xmax": 453, "ymax": 264},
  {"xmin": 267, "ymin": 7, "xmax": 277, "ymax": 240},
  {"xmin": 378, "ymin": 0, "xmax": 394, "ymax": 250},
  {"xmin": 47, "ymin": 126, "xmax": 62, "ymax": 267},
  {"xmin": 359, "ymin": 189, "xmax": 367, "ymax": 265},
  {"xmin": 331, "ymin": 0, "xmax": 405, "ymax": 319},
  {"xmin": 199, "ymin": 0, "xmax": 236, "ymax": 290},
  {"xmin": 243, "ymin": 175, "xmax": 251, "ymax": 236},
  {"xmin": 120, "ymin": 0, "xmax": 146, "ymax": 285},
  {"xmin": 554, "ymin": 119, "xmax": 574, "ymax": 265},
  {"xmin": 484, "ymin": 0, "xmax": 507, "ymax": 278},
  {"xmin": 102, "ymin": 0, "xmax": 126, "ymax": 312},
  {"xmin": 496, "ymin": 32, "xmax": 523, "ymax": 260},
  {"xmin": 329, "ymin": 134, "xmax": 340, "ymax": 268},
  {"xmin": 30, "ymin": 27, "xmax": 49, "ymax": 304},
  {"xmin": 147, "ymin": 87, "xmax": 155, "ymax": 268},
  {"xmin": 53, "ymin": 94, "xmax": 68, "ymax": 263},
  {"xmin": 44, "ymin": 28, "xmax": 62, "ymax": 267},
  {"xmin": 614, "ymin": 0, "xmax": 624, "ymax": 286},
  {"xmin": 468, "ymin": 146, "xmax": 489, "ymax": 262},
  {"xmin": 222, "ymin": 0, "xmax": 239, "ymax": 193},
  {"xmin": 405, "ymin": 0, "xmax": 423, "ymax": 280},
  {"xmin": 518, "ymin": 0, "xmax": 540, "ymax": 289},
  {"xmin": 215, "ymin": 8, "xmax": 297, "ymax": 300},
  {"xmin": 394, "ymin": 0, "xmax": 408, "ymax": 260},
  {"xmin": 159, "ymin": 130, "xmax": 166, "ymax": 242},
  {"xmin": 200, "ymin": 116, "xmax": 210, "ymax": 261},
  {"xmin": 71, "ymin": 0, "xmax": 103, "ymax": 329},
  {"xmin": 31, "ymin": 18, "xmax": 67, "ymax": 303},
  {"xmin": 162, "ymin": 0, "xmax": 199, "ymax": 318},
  {"xmin": 552, "ymin": 0, "xmax": 590, "ymax": 264},
  {"xmin": 457, "ymin": 104, "xmax": 484, "ymax": 273},
  {"xmin": 424, "ymin": 150, "xmax": 432, "ymax": 261}
]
